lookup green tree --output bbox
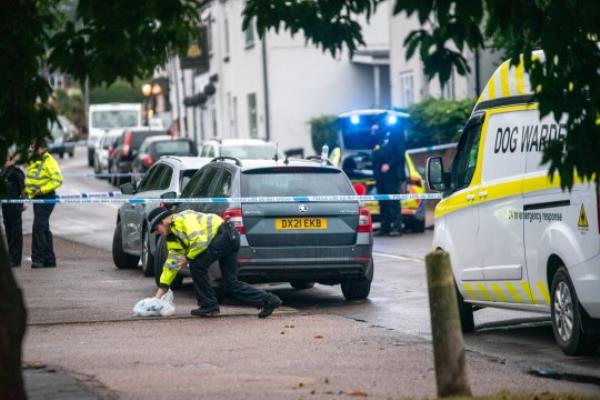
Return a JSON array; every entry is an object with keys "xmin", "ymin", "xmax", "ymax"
[
  {"xmin": 0, "ymin": 1, "xmax": 206, "ymax": 397},
  {"xmin": 54, "ymin": 88, "xmax": 86, "ymax": 133},
  {"xmin": 406, "ymin": 97, "xmax": 475, "ymax": 149},
  {"xmin": 309, "ymin": 115, "xmax": 338, "ymax": 154},
  {"xmin": 90, "ymin": 78, "xmax": 147, "ymax": 104},
  {"xmin": 243, "ymin": 0, "xmax": 600, "ymax": 189}
]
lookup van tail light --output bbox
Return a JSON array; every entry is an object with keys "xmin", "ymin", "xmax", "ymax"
[
  {"xmin": 122, "ymin": 131, "xmax": 133, "ymax": 157},
  {"xmin": 222, "ymin": 208, "xmax": 245, "ymax": 234},
  {"xmin": 409, "ymin": 177, "xmax": 423, "ymax": 187},
  {"xmin": 353, "ymin": 183, "xmax": 367, "ymax": 196},
  {"xmin": 357, "ymin": 207, "xmax": 373, "ymax": 233},
  {"xmin": 142, "ymin": 154, "xmax": 153, "ymax": 168}
]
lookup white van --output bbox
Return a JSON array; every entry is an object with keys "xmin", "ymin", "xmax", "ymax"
[
  {"xmin": 87, "ymin": 103, "xmax": 142, "ymax": 166},
  {"xmin": 427, "ymin": 52, "xmax": 600, "ymax": 355}
]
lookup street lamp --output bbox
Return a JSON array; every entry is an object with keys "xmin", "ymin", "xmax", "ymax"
[
  {"xmin": 141, "ymin": 83, "xmax": 152, "ymax": 97},
  {"xmin": 141, "ymin": 83, "xmax": 152, "ymax": 125}
]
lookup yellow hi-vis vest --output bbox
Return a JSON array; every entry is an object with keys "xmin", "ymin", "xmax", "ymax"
[
  {"xmin": 25, "ymin": 152, "xmax": 63, "ymax": 198},
  {"xmin": 159, "ymin": 210, "xmax": 224, "ymax": 287}
]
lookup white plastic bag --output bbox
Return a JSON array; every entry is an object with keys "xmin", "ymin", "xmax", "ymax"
[{"xmin": 133, "ymin": 290, "xmax": 175, "ymax": 317}]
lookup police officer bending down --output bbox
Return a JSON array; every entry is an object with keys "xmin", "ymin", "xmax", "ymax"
[
  {"xmin": 148, "ymin": 208, "xmax": 282, "ymax": 318},
  {"xmin": 1, "ymin": 153, "xmax": 26, "ymax": 267}
]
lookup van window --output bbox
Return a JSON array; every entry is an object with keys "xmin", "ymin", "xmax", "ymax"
[{"xmin": 450, "ymin": 122, "xmax": 482, "ymax": 192}]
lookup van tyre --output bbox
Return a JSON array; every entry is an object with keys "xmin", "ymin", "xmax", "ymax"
[
  {"xmin": 112, "ymin": 221, "xmax": 140, "ymax": 269},
  {"xmin": 290, "ymin": 281, "xmax": 315, "ymax": 290},
  {"xmin": 341, "ymin": 278, "xmax": 371, "ymax": 300},
  {"xmin": 457, "ymin": 288, "xmax": 475, "ymax": 333},
  {"xmin": 154, "ymin": 236, "xmax": 183, "ymax": 290},
  {"xmin": 551, "ymin": 267, "xmax": 600, "ymax": 355},
  {"xmin": 141, "ymin": 228, "xmax": 155, "ymax": 277}
]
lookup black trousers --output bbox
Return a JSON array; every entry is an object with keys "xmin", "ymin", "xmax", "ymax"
[
  {"xmin": 376, "ymin": 177, "xmax": 402, "ymax": 232},
  {"xmin": 32, "ymin": 199, "xmax": 56, "ymax": 266},
  {"xmin": 2, "ymin": 204, "xmax": 23, "ymax": 265},
  {"xmin": 189, "ymin": 223, "xmax": 270, "ymax": 308}
]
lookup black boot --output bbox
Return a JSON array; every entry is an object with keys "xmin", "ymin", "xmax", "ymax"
[
  {"xmin": 190, "ymin": 305, "xmax": 220, "ymax": 318},
  {"xmin": 258, "ymin": 295, "xmax": 282, "ymax": 319}
]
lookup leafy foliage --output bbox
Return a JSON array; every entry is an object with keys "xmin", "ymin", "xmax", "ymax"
[
  {"xmin": 309, "ymin": 115, "xmax": 338, "ymax": 154},
  {"xmin": 53, "ymin": 89, "xmax": 86, "ymax": 133},
  {"xmin": 406, "ymin": 97, "xmax": 475, "ymax": 149},
  {"xmin": 244, "ymin": 0, "xmax": 600, "ymax": 188},
  {"xmin": 90, "ymin": 79, "xmax": 146, "ymax": 105}
]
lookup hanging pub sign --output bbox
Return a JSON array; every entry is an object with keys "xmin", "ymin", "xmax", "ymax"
[{"xmin": 180, "ymin": 25, "xmax": 209, "ymax": 72}]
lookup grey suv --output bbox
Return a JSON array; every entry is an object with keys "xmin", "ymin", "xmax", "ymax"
[
  {"xmin": 112, "ymin": 156, "xmax": 210, "ymax": 277},
  {"xmin": 155, "ymin": 157, "xmax": 374, "ymax": 300}
]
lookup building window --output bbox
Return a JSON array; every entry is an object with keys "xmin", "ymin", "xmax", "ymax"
[
  {"xmin": 441, "ymin": 70, "xmax": 455, "ymax": 100},
  {"xmin": 247, "ymin": 93, "xmax": 258, "ymax": 138},
  {"xmin": 399, "ymin": 72, "xmax": 414, "ymax": 107},
  {"xmin": 244, "ymin": 19, "xmax": 255, "ymax": 49}
]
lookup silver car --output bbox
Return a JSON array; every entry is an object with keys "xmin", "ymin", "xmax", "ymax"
[
  {"xmin": 112, "ymin": 156, "xmax": 211, "ymax": 276},
  {"xmin": 199, "ymin": 138, "xmax": 279, "ymax": 159},
  {"xmin": 156, "ymin": 157, "xmax": 374, "ymax": 300}
]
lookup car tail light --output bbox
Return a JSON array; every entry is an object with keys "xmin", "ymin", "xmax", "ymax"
[
  {"xmin": 409, "ymin": 177, "xmax": 422, "ymax": 187},
  {"xmin": 122, "ymin": 131, "xmax": 133, "ymax": 157},
  {"xmin": 143, "ymin": 154, "xmax": 153, "ymax": 168},
  {"xmin": 353, "ymin": 182, "xmax": 367, "ymax": 196},
  {"xmin": 357, "ymin": 207, "xmax": 372, "ymax": 233},
  {"xmin": 222, "ymin": 208, "xmax": 245, "ymax": 234}
]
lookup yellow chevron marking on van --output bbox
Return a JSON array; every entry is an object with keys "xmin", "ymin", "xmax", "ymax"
[
  {"xmin": 463, "ymin": 283, "xmax": 478, "ymax": 300},
  {"xmin": 491, "ymin": 282, "xmax": 509, "ymax": 302},
  {"xmin": 476, "ymin": 283, "xmax": 494, "ymax": 302},
  {"xmin": 505, "ymin": 282, "xmax": 523, "ymax": 303},
  {"xmin": 500, "ymin": 62, "xmax": 510, "ymax": 97},
  {"xmin": 515, "ymin": 60, "xmax": 526, "ymax": 95},
  {"xmin": 521, "ymin": 281, "xmax": 535, "ymax": 303},
  {"xmin": 536, "ymin": 281, "xmax": 551, "ymax": 305},
  {"xmin": 487, "ymin": 72, "xmax": 497, "ymax": 100}
]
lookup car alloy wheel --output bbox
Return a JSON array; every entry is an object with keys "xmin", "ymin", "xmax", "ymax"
[{"xmin": 553, "ymin": 280, "xmax": 574, "ymax": 342}]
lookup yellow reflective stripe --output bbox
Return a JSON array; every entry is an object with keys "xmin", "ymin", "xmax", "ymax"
[
  {"xmin": 463, "ymin": 283, "xmax": 478, "ymax": 300},
  {"xmin": 487, "ymin": 73, "xmax": 497, "ymax": 100},
  {"xmin": 490, "ymin": 282, "xmax": 509, "ymax": 302},
  {"xmin": 521, "ymin": 281, "xmax": 535, "ymax": 303},
  {"xmin": 515, "ymin": 59, "xmax": 526, "ymax": 95},
  {"xmin": 505, "ymin": 282, "xmax": 523, "ymax": 303},
  {"xmin": 536, "ymin": 281, "xmax": 551, "ymax": 304},
  {"xmin": 500, "ymin": 61, "xmax": 510, "ymax": 97},
  {"xmin": 476, "ymin": 283, "xmax": 493, "ymax": 302}
]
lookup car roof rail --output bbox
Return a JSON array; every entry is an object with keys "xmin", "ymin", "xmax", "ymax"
[
  {"xmin": 305, "ymin": 155, "xmax": 333, "ymax": 166},
  {"xmin": 210, "ymin": 156, "xmax": 242, "ymax": 166}
]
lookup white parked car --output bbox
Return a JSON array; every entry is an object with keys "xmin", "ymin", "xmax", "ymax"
[
  {"xmin": 199, "ymin": 138, "xmax": 279, "ymax": 160},
  {"xmin": 427, "ymin": 51, "xmax": 599, "ymax": 355}
]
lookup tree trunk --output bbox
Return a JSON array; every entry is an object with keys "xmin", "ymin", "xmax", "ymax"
[{"xmin": 0, "ymin": 224, "xmax": 27, "ymax": 399}]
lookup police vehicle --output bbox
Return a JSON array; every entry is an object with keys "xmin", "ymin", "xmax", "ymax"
[{"xmin": 427, "ymin": 51, "xmax": 600, "ymax": 355}]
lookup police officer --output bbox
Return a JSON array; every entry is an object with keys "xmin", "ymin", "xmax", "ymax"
[
  {"xmin": 1, "ymin": 153, "xmax": 26, "ymax": 267},
  {"xmin": 25, "ymin": 141, "xmax": 63, "ymax": 268},
  {"xmin": 372, "ymin": 122, "xmax": 406, "ymax": 237},
  {"xmin": 148, "ymin": 207, "xmax": 282, "ymax": 318}
]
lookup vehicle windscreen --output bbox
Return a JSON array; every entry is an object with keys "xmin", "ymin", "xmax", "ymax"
[
  {"xmin": 154, "ymin": 140, "xmax": 193, "ymax": 155},
  {"xmin": 91, "ymin": 110, "xmax": 139, "ymax": 129},
  {"xmin": 242, "ymin": 169, "xmax": 353, "ymax": 197},
  {"xmin": 132, "ymin": 131, "xmax": 167, "ymax": 149},
  {"xmin": 221, "ymin": 144, "xmax": 276, "ymax": 159}
]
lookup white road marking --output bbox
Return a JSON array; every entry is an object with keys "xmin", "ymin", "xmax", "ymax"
[{"xmin": 373, "ymin": 251, "xmax": 423, "ymax": 263}]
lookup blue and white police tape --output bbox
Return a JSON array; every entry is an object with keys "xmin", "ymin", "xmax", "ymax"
[
  {"xmin": 0, "ymin": 193, "xmax": 442, "ymax": 205},
  {"xmin": 61, "ymin": 172, "xmax": 144, "ymax": 177},
  {"xmin": 55, "ymin": 191, "xmax": 124, "ymax": 199}
]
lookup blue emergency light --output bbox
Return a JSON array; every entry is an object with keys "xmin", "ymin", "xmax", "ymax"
[
  {"xmin": 350, "ymin": 115, "xmax": 360, "ymax": 125},
  {"xmin": 387, "ymin": 115, "xmax": 398, "ymax": 125}
]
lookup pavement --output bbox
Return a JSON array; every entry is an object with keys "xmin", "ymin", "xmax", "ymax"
[{"xmin": 11, "ymin": 148, "xmax": 600, "ymax": 399}]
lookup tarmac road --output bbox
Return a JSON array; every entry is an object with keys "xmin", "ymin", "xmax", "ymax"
[{"xmin": 17, "ymin": 148, "xmax": 600, "ymax": 397}]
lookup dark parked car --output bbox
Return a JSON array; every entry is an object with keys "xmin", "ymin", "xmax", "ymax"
[
  {"xmin": 155, "ymin": 157, "xmax": 374, "ymax": 300},
  {"xmin": 107, "ymin": 128, "xmax": 168, "ymax": 186},
  {"xmin": 48, "ymin": 116, "xmax": 77, "ymax": 159},
  {"xmin": 132, "ymin": 136, "xmax": 198, "ymax": 174}
]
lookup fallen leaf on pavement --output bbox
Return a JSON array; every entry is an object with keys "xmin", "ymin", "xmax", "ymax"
[
  {"xmin": 344, "ymin": 390, "xmax": 368, "ymax": 397},
  {"xmin": 314, "ymin": 335, "xmax": 323, "ymax": 339}
]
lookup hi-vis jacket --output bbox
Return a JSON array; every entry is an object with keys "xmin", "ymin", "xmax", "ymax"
[
  {"xmin": 25, "ymin": 152, "xmax": 63, "ymax": 198},
  {"xmin": 159, "ymin": 210, "xmax": 224, "ymax": 287}
]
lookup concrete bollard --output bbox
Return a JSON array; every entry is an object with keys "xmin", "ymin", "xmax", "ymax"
[{"xmin": 425, "ymin": 250, "xmax": 472, "ymax": 397}]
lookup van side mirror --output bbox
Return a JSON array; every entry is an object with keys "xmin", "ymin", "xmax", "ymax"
[
  {"xmin": 427, "ymin": 157, "xmax": 449, "ymax": 192},
  {"xmin": 120, "ymin": 182, "xmax": 136, "ymax": 195},
  {"xmin": 160, "ymin": 191, "xmax": 178, "ymax": 199}
]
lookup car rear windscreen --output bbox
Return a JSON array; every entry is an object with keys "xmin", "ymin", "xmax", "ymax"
[
  {"xmin": 132, "ymin": 131, "xmax": 167, "ymax": 148},
  {"xmin": 154, "ymin": 140, "xmax": 193, "ymax": 155},
  {"xmin": 221, "ymin": 144, "xmax": 276, "ymax": 159},
  {"xmin": 242, "ymin": 169, "xmax": 353, "ymax": 197}
]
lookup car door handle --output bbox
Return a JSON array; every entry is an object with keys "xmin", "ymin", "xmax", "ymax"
[
  {"xmin": 466, "ymin": 194, "xmax": 475, "ymax": 202},
  {"xmin": 478, "ymin": 191, "xmax": 488, "ymax": 199}
]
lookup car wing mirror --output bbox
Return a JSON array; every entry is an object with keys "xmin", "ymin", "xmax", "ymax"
[
  {"xmin": 160, "ymin": 191, "xmax": 178, "ymax": 199},
  {"xmin": 120, "ymin": 182, "xmax": 136, "ymax": 195},
  {"xmin": 427, "ymin": 157, "xmax": 449, "ymax": 192}
]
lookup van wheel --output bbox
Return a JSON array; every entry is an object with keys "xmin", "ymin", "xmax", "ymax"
[
  {"xmin": 154, "ymin": 236, "xmax": 183, "ymax": 290},
  {"xmin": 141, "ymin": 228, "xmax": 155, "ymax": 277},
  {"xmin": 341, "ymin": 278, "xmax": 371, "ymax": 300},
  {"xmin": 551, "ymin": 267, "xmax": 600, "ymax": 355},
  {"xmin": 457, "ymin": 287, "xmax": 475, "ymax": 333},
  {"xmin": 112, "ymin": 221, "xmax": 140, "ymax": 269},
  {"xmin": 290, "ymin": 281, "xmax": 315, "ymax": 290}
]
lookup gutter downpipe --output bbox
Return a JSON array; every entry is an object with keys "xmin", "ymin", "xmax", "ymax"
[{"xmin": 261, "ymin": 34, "xmax": 271, "ymax": 141}]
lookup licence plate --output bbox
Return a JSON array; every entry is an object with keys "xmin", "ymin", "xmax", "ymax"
[{"xmin": 275, "ymin": 217, "xmax": 328, "ymax": 230}]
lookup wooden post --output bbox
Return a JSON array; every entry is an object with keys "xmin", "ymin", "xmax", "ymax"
[{"xmin": 425, "ymin": 250, "xmax": 472, "ymax": 397}]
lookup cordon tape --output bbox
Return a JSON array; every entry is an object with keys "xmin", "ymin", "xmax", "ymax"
[{"xmin": 0, "ymin": 193, "xmax": 442, "ymax": 205}]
